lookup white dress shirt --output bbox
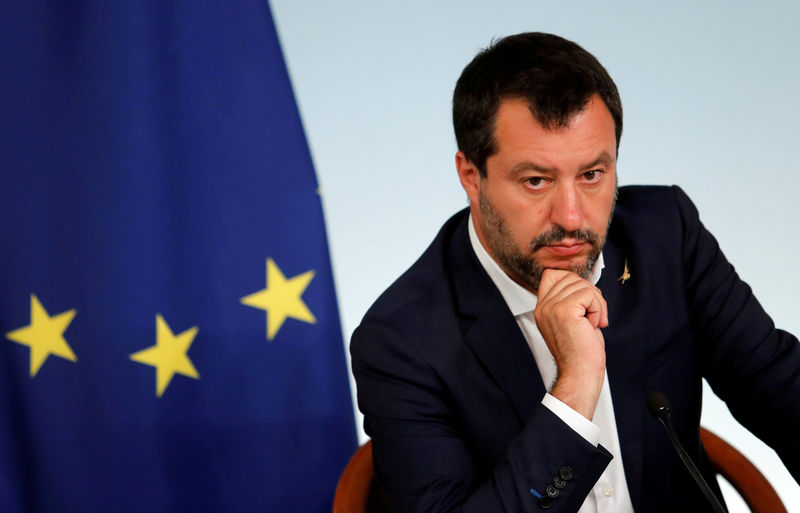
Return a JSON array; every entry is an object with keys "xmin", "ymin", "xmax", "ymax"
[{"xmin": 468, "ymin": 215, "xmax": 635, "ymax": 513}]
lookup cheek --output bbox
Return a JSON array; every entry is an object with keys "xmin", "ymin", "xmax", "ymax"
[{"xmin": 512, "ymin": 212, "xmax": 549, "ymax": 244}]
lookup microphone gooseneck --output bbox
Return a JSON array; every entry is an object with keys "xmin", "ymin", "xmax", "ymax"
[{"xmin": 645, "ymin": 391, "xmax": 727, "ymax": 513}]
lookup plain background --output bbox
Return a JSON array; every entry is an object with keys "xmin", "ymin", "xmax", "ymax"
[{"xmin": 270, "ymin": 1, "xmax": 800, "ymax": 510}]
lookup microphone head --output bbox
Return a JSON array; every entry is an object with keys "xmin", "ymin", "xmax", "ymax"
[{"xmin": 646, "ymin": 390, "xmax": 671, "ymax": 421}]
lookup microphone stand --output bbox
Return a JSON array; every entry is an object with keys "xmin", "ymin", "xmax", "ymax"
[{"xmin": 646, "ymin": 391, "xmax": 727, "ymax": 513}]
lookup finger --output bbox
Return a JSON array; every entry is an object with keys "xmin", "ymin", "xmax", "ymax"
[
  {"xmin": 537, "ymin": 269, "xmax": 573, "ymax": 298},
  {"xmin": 538, "ymin": 270, "xmax": 582, "ymax": 301},
  {"xmin": 541, "ymin": 279, "xmax": 606, "ymax": 318},
  {"xmin": 570, "ymin": 287, "xmax": 606, "ymax": 327},
  {"xmin": 549, "ymin": 286, "xmax": 607, "ymax": 330},
  {"xmin": 585, "ymin": 287, "xmax": 608, "ymax": 328},
  {"xmin": 541, "ymin": 277, "xmax": 595, "ymax": 306},
  {"xmin": 599, "ymin": 292, "xmax": 609, "ymax": 328},
  {"xmin": 587, "ymin": 290, "xmax": 609, "ymax": 329},
  {"xmin": 586, "ymin": 301, "xmax": 601, "ymax": 327},
  {"xmin": 593, "ymin": 283, "xmax": 608, "ymax": 328},
  {"xmin": 544, "ymin": 276, "xmax": 608, "ymax": 328},
  {"xmin": 536, "ymin": 271, "xmax": 610, "ymax": 330}
]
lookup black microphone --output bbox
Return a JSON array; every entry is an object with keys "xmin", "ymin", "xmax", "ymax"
[{"xmin": 645, "ymin": 391, "xmax": 727, "ymax": 513}]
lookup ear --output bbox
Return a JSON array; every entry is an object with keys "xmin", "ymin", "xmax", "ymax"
[{"xmin": 455, "ymin": 151, "xmax": 481, "ymax": 205}]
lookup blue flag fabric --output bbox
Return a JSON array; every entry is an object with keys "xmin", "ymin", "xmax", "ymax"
[{"xmin": 0, "ymin": 2, "xmax": 357, "ymax": 512}]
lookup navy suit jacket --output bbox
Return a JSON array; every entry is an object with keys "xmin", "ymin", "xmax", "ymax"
[{"xmin": 351, "ymin": 186, "xmax": 800, "ymax": 512}]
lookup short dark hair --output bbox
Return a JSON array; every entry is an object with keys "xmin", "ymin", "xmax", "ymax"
[{"xmin": 453, "ymin": 32, "xmax": 623, "ymax": 176}]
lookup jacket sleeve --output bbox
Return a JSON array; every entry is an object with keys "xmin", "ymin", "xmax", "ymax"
[
  {"xmin": 351, "ymin": 321, "xmax": 612, "ymax": 513},
  {"xmin": 673, "ymin": 185, "xmax": 800, "ymax": 482}
]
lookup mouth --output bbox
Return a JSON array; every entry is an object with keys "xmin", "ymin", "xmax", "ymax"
[{"xmin": 541, "ymin": 240, "xmax": 586, "ymax": 257}]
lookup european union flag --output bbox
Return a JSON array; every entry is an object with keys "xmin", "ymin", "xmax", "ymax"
[{"xmin": 0, "ymin": 2, "xmax": 356, "ymax": 512}]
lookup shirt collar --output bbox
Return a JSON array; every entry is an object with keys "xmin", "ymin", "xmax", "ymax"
[{"xmin": 468, "ymin": 213, "xmax": 605, "ymax": 316}]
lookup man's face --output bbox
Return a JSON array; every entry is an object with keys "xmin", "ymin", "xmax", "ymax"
[{"xmin": 456, "ymin": 95, "xmax": 618, "ymax": 293}]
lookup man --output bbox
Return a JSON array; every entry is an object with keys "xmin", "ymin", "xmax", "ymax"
[{"xmin": 350, "ymin": 32, "xmax": 800, "ymax": 512}]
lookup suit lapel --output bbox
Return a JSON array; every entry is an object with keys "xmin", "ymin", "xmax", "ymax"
[
  {"xmin": 598, "ymin": 232, "xmax": 646, "ymax": 513},
  {"xmin": 448, "ymin": 213, "xmax": 546, "ymax": 425},
  {"xmin": 462, "ymin": 298, "xmax": 547, "ymax": 424}
]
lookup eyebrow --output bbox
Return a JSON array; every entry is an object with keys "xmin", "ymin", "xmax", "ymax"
[
  {"xmin": 582, "ymin": 152, "xmax": 614, "ymax": 170},
  {"xmin": 509, "ymin": 152, "xmax": 614, "ymax": 175}
]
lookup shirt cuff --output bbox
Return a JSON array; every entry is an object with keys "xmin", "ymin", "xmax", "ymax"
[{"xmin": 541, "ymin": 393, "xmax": 600, "ymax": 446}]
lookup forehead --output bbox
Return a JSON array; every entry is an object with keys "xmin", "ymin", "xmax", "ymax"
[{"xmin": 490, "ymin": 96, "xmax": 617, "ymax": 169}]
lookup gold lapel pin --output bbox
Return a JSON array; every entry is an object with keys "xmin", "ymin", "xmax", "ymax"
[{"xmin": 618, "ymin": 259, "xmax": 631, "ymax": 284}]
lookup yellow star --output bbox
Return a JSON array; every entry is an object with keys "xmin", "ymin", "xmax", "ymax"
[
  {"xmin": 6, "ymin": 294, "xmax": 77, "ymax": 377},
  {"xmin": 130, "ymin": 314, "xmax": 200, "ymax": 397},
  {"xmin": 240, "ymin": 258, "xmax": 316, "ymax": 340}
]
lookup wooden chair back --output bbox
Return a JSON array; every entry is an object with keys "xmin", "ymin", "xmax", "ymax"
[{"xmin": 332, "ymin": 430, "xmax": 787, "ymax": 513}]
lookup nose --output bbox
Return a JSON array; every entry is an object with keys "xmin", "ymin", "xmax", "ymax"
[{"xmin": 549, "ymin": 183, "xmax": 584, "ymax": 232}]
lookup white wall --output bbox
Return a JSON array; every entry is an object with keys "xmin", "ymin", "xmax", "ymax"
[{"xmin": 271, "ymin": 1, "xmax": 800, "ymax": 510}]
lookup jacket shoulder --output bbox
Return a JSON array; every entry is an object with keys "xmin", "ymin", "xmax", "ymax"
[
  {"xmin": 358, "ymin": 210, "xmax": 467, "ymax": 330},
  {"xmin": 612, "ymin": 184, "xmax": 700, "ymax": 246}
]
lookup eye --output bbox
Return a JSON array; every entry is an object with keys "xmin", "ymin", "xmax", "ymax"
[
  {"xmin": 581, "ymin": 170, "xmax": 603, "ymax": 183},
  {"xmin": 525, "ymin": 176, "xmax": 549, "ymax": 190}
]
